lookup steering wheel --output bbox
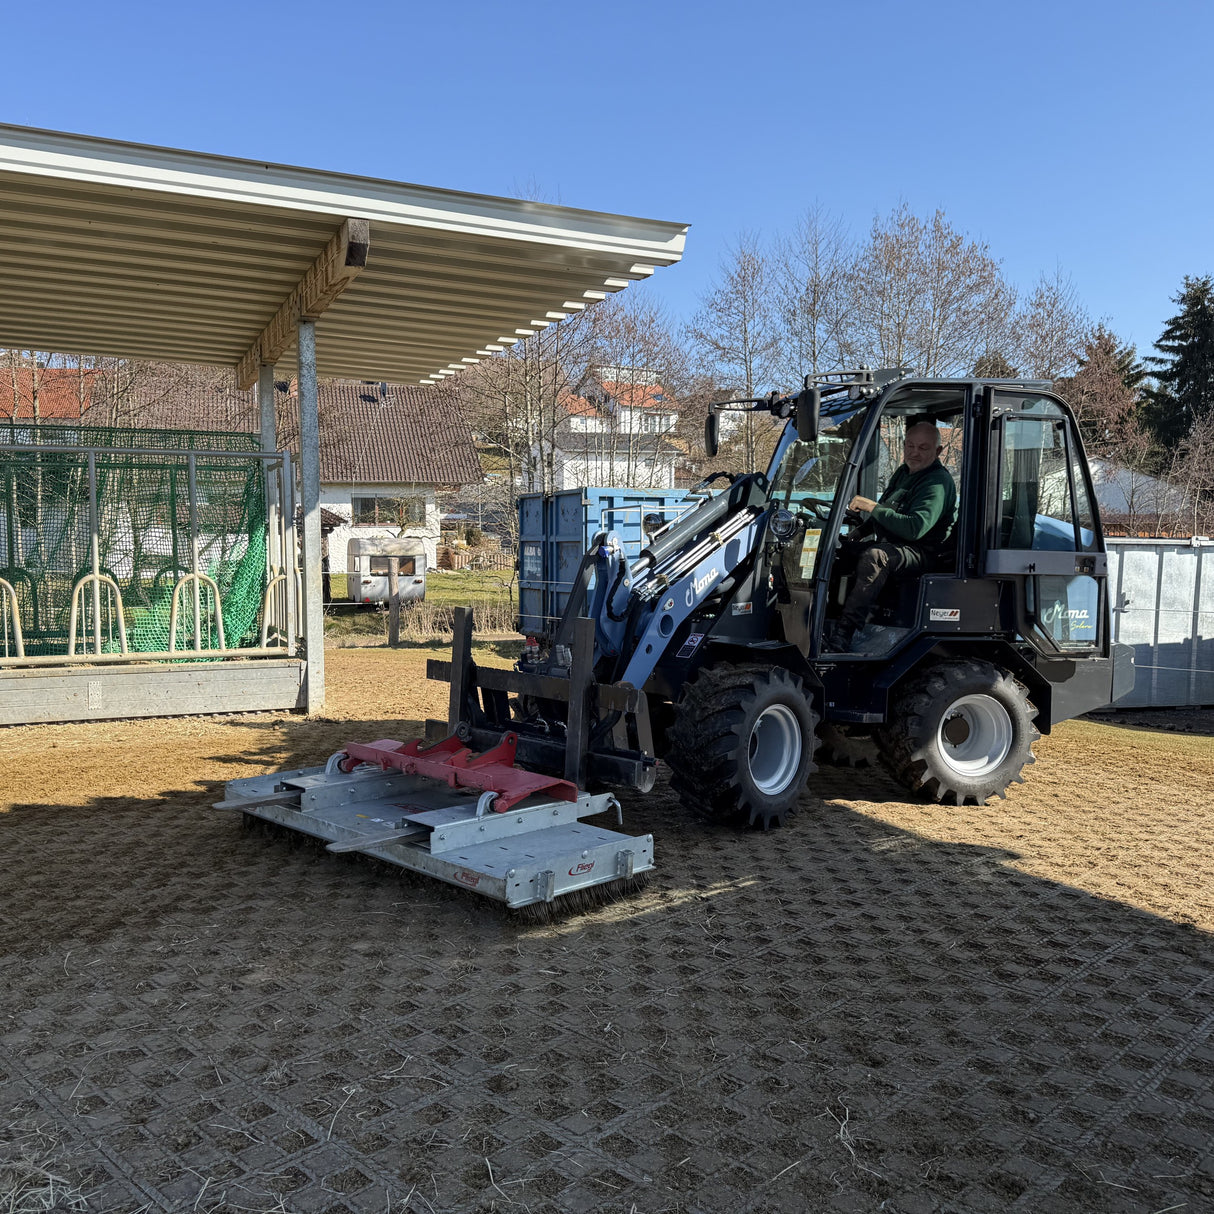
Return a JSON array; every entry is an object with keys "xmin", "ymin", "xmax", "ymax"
[
  {"xmin": 799, "ymin": 498, "xmax": 833, "ymax": 522},
  {"xmin": 689, "ymin": 471, "xmax": 738, "ymax": 495}
]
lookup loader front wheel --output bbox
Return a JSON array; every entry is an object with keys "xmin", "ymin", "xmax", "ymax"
[
  {"xmin": 876, "ymin": 659, "xmax": 1039, "ymax": 805},
  {"xmin": 667, "ymin": 664, "xmax": 818, "ymax": 829}
]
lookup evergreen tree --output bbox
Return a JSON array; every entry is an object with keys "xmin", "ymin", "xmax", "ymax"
[
  {"xmin": 1055, "ymin": 325, "xmax": 1145, "ymax": 456},
  {"xmin": 973, "ymin": 351, "xmax": 1018, "ymax": 378},
  {"xmin": 1144, "ymin": 275, "xmax": 1214, "ymax": 449}
]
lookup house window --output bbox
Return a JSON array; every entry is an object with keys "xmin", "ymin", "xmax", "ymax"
[{"xmin": 352, "ymin": 496, "xmax": 426, "ymax": 526}]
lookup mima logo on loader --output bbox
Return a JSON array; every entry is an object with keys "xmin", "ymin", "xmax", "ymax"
[
  {"xmin": 1042, "ymin": 602, "xmax": 1092, "ymax": 626},
  {"xmin": 685, "ymin": 567, "xmax": 719, "ymax": 607}
]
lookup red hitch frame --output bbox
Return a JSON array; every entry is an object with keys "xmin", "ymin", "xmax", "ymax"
[{"xmin": 337, "ymin": 732, "xmax": 579, "ymax": 813}]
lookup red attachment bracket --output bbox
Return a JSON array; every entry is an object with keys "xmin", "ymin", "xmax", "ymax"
[{"xmin": 337, "ymin": 731, "xmax": 579, "ymax": 813}]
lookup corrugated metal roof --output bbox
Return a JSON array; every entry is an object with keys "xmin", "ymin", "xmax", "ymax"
[{"xmin": 0, "ymin": 124, "xmax": 687, "ymax": 386}]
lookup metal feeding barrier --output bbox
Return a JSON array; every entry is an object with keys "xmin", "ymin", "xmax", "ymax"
[{"xmin": 0, "ymin": 427, "xmax": 300, "ymax": 665}]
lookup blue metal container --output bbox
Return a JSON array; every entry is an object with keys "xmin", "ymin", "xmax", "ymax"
[{"xmin": 517, "ymin": 487, "xmax": 693, "ymax": 637}]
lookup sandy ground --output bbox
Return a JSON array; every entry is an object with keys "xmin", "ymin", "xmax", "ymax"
[{"xmin": 1, "ymin": 645, "xmax": 1212, "ymax": 1213}]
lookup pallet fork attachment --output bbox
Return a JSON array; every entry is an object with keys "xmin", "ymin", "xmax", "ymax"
[{"xmin": 425, "ymin": 608, "xmax": 658, "ymax": 793}]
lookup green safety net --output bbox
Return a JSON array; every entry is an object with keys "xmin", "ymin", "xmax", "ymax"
[{"xmin": 0, "ymin": 423, "xmax": 273, "ymax": 657}]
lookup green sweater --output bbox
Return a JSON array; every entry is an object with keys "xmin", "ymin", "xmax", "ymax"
[{"xmin": 867, "ymin": 459, "xmax": 956, "ymax": 548}]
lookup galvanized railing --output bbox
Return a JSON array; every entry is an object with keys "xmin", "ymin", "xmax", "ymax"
[{"xmin": 0, "ymin": 443, "xmax": 300, "ymax": 667}]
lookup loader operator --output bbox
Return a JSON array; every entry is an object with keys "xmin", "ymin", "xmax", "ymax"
[{"xmin": 824, "ymin": 420, "xmax": 956, "ymax": 653}]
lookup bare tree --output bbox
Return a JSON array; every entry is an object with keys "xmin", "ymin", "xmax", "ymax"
[
  {"xmin": 850, "ymin": 205, "xmax": 1016, "ymax": 375},
  {"xmin": 1174, "ymin": 412, "xmax": 1214, "ymax": 536},
  {"xmin": 772, "ymin": 206, "xmax": 856, "ymax": 382},
  {"xmin": 453, "ymin": 306, "xmax": 600, "ymax": 495},
  {"xmin": 1054, "ymin": 326, "xmax": 1141, "ymax": 456},
  {"xmin": 572, "ymin": 291, "xmax": 691, "ymax": 488},
  {"xmin": 1014, "ymin": 269, "xmax": 1090, "ymax": 382},
  {"xmin": 687, "ymin": 234, "xmax": 781, "ymax": 470}
]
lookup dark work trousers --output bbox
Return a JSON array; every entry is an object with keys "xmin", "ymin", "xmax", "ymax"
[{"xmin": 835, "ymin": 541, "xmax": 929, "ymax": 633}]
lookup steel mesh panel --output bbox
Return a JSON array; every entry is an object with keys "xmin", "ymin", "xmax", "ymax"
[{"xmin": 0, "ymin": 424, "xmax": 271, "ymax": 656}]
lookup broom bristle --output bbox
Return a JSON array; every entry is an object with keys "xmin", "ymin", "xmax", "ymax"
[{"xmin": 511, "ymin": 871, "xmax": 653, "ymax": 924}]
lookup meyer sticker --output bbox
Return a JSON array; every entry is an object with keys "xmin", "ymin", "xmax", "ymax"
[
  {"xmin": 929, "ymin": 608, "xmax": 961, "ymax": 622},
  {"xmin": 731, "ymin": 602, "xmax": 753, "ymax": 615}
]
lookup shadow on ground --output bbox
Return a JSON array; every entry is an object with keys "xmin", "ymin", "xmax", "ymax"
[{"xmin": 1084, "ymin": 706, "xmax": 1214, "ymax": 737}]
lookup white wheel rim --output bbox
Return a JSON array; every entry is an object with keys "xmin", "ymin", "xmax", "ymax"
[
  {"xmin": 748, "ymin": 704, "xmax": 803, "ymax": 795},
  {"xmin": 937, "ymin": 694, "xmax": 1013, "ymax": 778}
]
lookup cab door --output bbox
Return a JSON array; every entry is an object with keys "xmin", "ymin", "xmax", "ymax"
[{"xmin": 981, "ymin": 391, "xmax": 1106, "ymax": 655}]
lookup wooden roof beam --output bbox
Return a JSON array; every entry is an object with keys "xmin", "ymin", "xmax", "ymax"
[{"xmin": 236, "ymin": 217, "xmax": 369, "ymax": 388}]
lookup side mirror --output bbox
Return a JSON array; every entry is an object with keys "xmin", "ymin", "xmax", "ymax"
[
  {"xmin": 704, "ymin": 409, "xmax": 720, "ymax": 457},
  {"xmin": 796, "ymin": 386, "xmax": 820, "ymax": 443}
]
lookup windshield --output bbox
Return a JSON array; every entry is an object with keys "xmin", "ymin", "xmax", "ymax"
[{"xmin": 768, "ymin": 401, "xmax": 867, "ymax": 510}]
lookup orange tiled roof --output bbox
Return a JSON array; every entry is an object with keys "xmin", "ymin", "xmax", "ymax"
[
  {"xmin": 599, "ymin": 380, "xmax": 671, "ymax": 410},
  {"xmin": 561, "ymin": 394, "xmax": 599, "ymax": 417},
  {"xmin": 1, "ymin": 367, "xmax": 98, "ymax": 419}
]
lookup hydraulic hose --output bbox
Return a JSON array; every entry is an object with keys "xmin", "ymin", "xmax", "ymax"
[{"xmin": 605, "ymin": 551, "xmax": 631, "ymax": 621}]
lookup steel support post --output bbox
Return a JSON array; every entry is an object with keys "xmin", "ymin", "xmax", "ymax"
[
  {"xmin": 282, "ymin": 449, "xmax": 297, "ymax": 657},
  {"xmin": 258, "ymin": 363, "xmax": 283, "ymax": 635},
  {"xmin": 187, "ymin": 452, "xmax": 202, "ymax": 651},
  {"xmin": 87, "ymin": 451, "xmax": 101, "ymax": 655},
  {"xmin": 298, "ymin": 317, "xmax": 325, "ymax": 712},
  {"xmin": 258, "ymin": 363, "xmax": 277, "ymax": 452}
]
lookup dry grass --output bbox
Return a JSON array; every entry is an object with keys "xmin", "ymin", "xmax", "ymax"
[
  {"xmin": 0, "ymin": 1122, "xmax": 87, "ymax": 1214},
  {"xmin": 327, "ymin": 568, "xmax": 518, "ymax": 644}
]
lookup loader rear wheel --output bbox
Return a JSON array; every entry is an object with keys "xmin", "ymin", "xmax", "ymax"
[
  {"xmin": 876, "ymin": 659, "xmax": 1039, "ymax": 805},
  {"xmin": 667, "ymin": 664, "xmax": 818, "ymax": 829}
]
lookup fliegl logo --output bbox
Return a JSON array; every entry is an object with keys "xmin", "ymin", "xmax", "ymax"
[
  {"xmin": 569, "ymin": 860, "xmax": 596, "ymax": 877},
  {"xmin": 685, "ymin": 567, "xmax": 720, "ymax": 608},
  {"xmin": 453, "ymin": 870, "xmax": 482, "ymax": 888}
]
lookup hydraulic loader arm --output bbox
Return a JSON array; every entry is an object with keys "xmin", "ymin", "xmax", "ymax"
[{"xmin": 611, "ymin": 506, "xmax": 766, "ymax": 687}]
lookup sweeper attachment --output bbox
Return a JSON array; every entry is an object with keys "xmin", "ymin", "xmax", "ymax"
[{"xmin": 215, "ymin": 730, "xmax": 654, "ymax": 912}]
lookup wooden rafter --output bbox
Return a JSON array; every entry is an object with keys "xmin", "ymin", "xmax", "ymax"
[{"xmin": 236, "ymin": 218, "xmax": 370, "ymax": 389}]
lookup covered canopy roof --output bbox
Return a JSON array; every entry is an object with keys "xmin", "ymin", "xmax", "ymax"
[{"xmin": 0, "ymin": 124, "xmax": 687, "ymax": 387}]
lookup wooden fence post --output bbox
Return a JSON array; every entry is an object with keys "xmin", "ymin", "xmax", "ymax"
[{"xmin": 387, "ymin": 557, "xmax": 400, "ymax": 646}]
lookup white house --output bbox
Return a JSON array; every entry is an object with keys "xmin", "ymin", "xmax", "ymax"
[{"xmin": 553, "ymin": 366, "xmax": 682, "ymax": 489}]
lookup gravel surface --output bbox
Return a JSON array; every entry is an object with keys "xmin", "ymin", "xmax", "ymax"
[{"xmin": 1, "ymin": 646, "xmax": 1212, "ymax": 1213}]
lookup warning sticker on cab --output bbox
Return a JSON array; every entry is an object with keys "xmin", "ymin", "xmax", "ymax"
[
  {"xmin": 676, "ymin": 633, "xmax": 705, "ymax": 659},
  {"xmin": 929, "ymin": 608, "xmax": 961, "ymax": 622}
]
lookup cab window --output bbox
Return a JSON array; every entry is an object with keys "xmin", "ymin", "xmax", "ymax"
[{"xmin": 994, "ymin": 410, "xmax": 1096, "ymax": 552}]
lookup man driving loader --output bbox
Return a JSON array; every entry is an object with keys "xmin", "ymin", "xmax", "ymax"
[{"xmin": 824, "ymin": 419, "xmax": 957, "ymax": 653}]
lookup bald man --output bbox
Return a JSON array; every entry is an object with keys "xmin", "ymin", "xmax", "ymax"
[{"xmin": 825, "ymin": 421, "xmax": 957, "ymax": 653}]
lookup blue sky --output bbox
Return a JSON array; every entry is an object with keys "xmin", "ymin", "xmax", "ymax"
[{"xmin": 4, "ymin": 0, "xmax": 1211, "ymax": 363}]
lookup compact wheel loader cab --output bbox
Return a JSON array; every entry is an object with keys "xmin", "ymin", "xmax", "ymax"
[{"xmin": 424, "ymin": 368, "xmax": 1132, "ymax": 832}]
